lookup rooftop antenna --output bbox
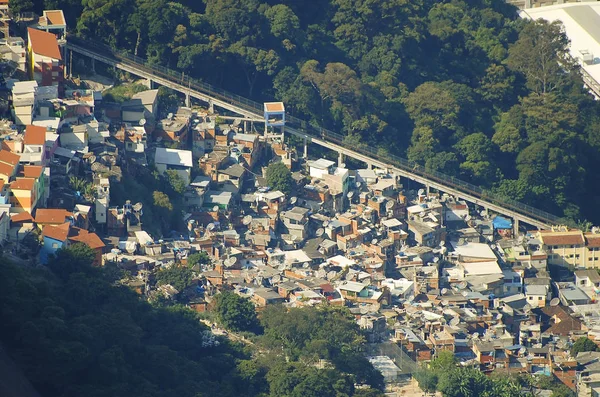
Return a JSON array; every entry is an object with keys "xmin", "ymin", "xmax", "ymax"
[
  {"xmin": 242, "ymin": 215, "xmax": 253, "ymax": 226},
  {"xmin": 550, "ymin": 298, "xmax": 560, "ymax": 307},
  {"xmin": 213, "ymin": 205, "xmax": 219, "ymax": 212},
  {"xmin": 385, "ymin": 200, "xmax": 394, "ymax": 210},
  {"xmin": 316, "ymin": 228, "xmax": 324, "ymax": 237},
  {"xmin": 290, "ymin": 197, "xmax": 297, "ymax": 205}
]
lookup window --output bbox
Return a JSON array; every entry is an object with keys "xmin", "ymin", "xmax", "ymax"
[
  {"xmin": 538, "ymin": 297, "xmax": 542, "ymax": 300},
  {"xmin": 52, "ymin": 243, "xmax": 58, "ymax": 248},
  {"xmin": 528, "ymin": 296, "xmax": 533, "ymax": 300},
  {"xmin": 576, "ymin": 254, "xmax": 580, "ymax": 259}
]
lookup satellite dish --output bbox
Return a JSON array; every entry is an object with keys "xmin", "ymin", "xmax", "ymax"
[
  {"xmin": 417, "ymin": 189, "xmax": 425, "ymax": 196},
  {"xmin": 433, "ymin": 257, "xmax": 439, "ymax": 263},
  {"xmin": 439, "ymin": 241, "xmax": 445, "ymax": 247},
  {"xmin": 213, "ymin": 206, "xmax": 219, "ymax": 212},
  {"xmin": 242, "ymin": 215, "xmax": 253, "ymax": 225},
  {"xmin": 323, "ymin": 221, "xmax": 329, "ymax": 227},
  {"xmin": 139, "ymin": 118, "xmax": 146, "ymax": 126},
  {"xmin": 465, "ymin": 215, "xmax": 471, "ymax": 221},
  {"xmin": 550, "ymin": 298, "xmax": 560, "ymax": 307},
  {"xmin": 290, "ymin": 197, "xmax": 297, "ymax": 205},
  {"xmin": 441, "ymin": 288, "xmax": 448, "ymax": 295},
  {"xmin": 226, "ymin": 257, "xmax": 237, "ymax": 267},
  {"xmin": 523, "ymin": 304, "xmax": 532, "ymax": 314},
  {"xmin": 316, "ymin": 228, "xmax": 324, "ymax": 237},
  {"xmin": 206, "ymin": 223, "xmax": 216, "ymax": 231},
  {"xmin": 371, "ymin": 238, "xmax": 378, "ymax": 245},
  {"xmin": 347, "ymin": 191, "xmax": 354, "ymax": 199},
  {"xmin": 480, "ymin": 210, "xmax": 487, "ymax": 217},
  {"xmin": 472, "ymin": 332, "xmax": 479, "ymax": 339},
  {"xmin": 385, "ymin": 200, "xmax": 394, "ymax": 210},
  {"xmin": 355, "ymin": 182, "xmax": 362, "ymax": 189},
  {"xmin": 441, "ymin": 299, "xmax": 449, "ymax": 306},
  {"xmin": 91, "ymin": 162, "xmax": 102, "ymax": 171},
  {"xmin": 133, "ymin": 202, "xmax": 143, "ymax": 211},
  {"xmin": 450, "ymin": 317, "xmax": 460, "ymax": 326},
  {"xmin": 88, "ymin": 155, "xmax": 96, "ymax": 163}
]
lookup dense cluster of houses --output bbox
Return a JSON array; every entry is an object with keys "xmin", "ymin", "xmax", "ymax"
[{"xmin": 4, "ymin": 6, "xmax": 600, "ymax": 393}]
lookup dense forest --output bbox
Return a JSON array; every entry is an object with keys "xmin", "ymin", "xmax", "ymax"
[
  {"xmin": 10, "ymin": 0, "xmax": 600, "ymax": 223},
  {"xmin": 0, "ymin": 246, "xmax": 385, "ymax": 397}
]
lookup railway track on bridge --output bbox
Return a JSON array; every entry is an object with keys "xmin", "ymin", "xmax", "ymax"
[{"xmin": 65, "ymin": 36, "xmax": 565, "ymax": 229}]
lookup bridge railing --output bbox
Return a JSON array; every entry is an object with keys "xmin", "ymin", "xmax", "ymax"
[{"xmin": 67, "ymin": 36, "xmax": 564, "ymax": 226}]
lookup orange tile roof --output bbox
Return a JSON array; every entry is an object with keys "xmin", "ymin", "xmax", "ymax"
[
  {"xmin": 22, "ymin": 165, "xmax": 43, "ymax": 179},
  {"xmin": 9, "ymin": 178, "xmax": 34, "ymax": 191},
  {"xmin": 540, "ymin": 231, "xmax": 585, "ymax": 246},
  {"xmin": 0, "ymin": 149, "xmax": 20, "ymax": 166},
  {"xmin": 585, "ymin": 233, "xmax": 600, "ymax": 248},
  {"xmin": 264, "ymin": 102, "xmax": 284, "ymax": 112},
  {"xmin": 0, "ymin": 161, "xmax": 15, "ymax": 177},
  {"xmin": 27, "ymin": 28, "xmax": 62, "ymax": 60},
  {"xmin": 11, "ymin": 211, "xmax": 34, "ymax": 223},
  {"xmin": 35, "ymin": 208, "xmax": 72, "ymax": 224},
  {"xmin": 24, "ymin": 125, "xmax": 46, "ymax": 145},
  {"xmin": 44, "ymin": 10, "xmax": 66, "ymax": 26},
  {"xmin": 69, "ymin": 227, "xmax": 105, "ymax": 250},
  {"xmin": 42, "ymin": 222, "xmax": 70, "ymax": 242}
]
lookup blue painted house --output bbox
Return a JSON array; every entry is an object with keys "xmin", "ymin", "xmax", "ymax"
[{"xmin": 39, "ymin": 223, "xmax": 70, "ymax": 264}]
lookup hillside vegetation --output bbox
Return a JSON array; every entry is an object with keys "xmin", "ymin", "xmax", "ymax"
[{"xmin": 12, "ymin": 0, "xmax": 600, "ymax": 223}]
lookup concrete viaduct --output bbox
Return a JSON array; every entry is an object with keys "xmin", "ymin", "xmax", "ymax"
[{"xmin": 65, "ymin": 37, "xmax": 565, "ymax": 232}]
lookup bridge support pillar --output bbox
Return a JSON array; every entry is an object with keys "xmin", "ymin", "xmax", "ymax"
[
  {"xmin": 90, "ymin": 58, "xmax": 95, "ymax": 74},
  {"xmin": 513, "ymin": 218, "xmax": 520, "ymax": 237},
  {"xmin": 303, "ymin": 136, "xmax": 308, "ymax": 159},
  {"xmin": 68, "ymin": 49, "xmax": 73, "ymax": 79},
  {"xmin": 338, "ymin": 152, "xmax": 345, "ymax": 168},
  {"xmin": 244, "ymin": 120, "xmax": 248, "ymax": 133},
  {"xmin": 366, "ymin": 163, "xmax": 372, "ymax": 170},
  {"xmin": 208, "ymin": 100, "xmax": 214, "ymax": 113},
  {"xmin": 426, "ymin": 184, "xmax": 431, "ymax": 196},
  {"xmin": 147, "ymin": 79, "xmax": 154, "ymax": 89},
  {"xmin": 185, "ymin": 93, "xmax": 190, "ymax": 107}
]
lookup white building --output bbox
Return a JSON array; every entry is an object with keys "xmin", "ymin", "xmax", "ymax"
[
  {"xmin": 154, "ymin": 147, "xmax": 193, "ymax": 185},
  {"xmin": 11, "ymin": 80, "xmax": 37, "ymax": 126}
]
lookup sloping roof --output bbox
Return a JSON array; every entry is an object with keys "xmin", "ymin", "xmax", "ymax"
[
  {"xmin": 42, "ymin": 222, "xmax": 70, "ymax": 242},
  {"xmin": 264, "ymin": 102, "xmax": 284, "ymax": 112},
  {"xmin": 22, "ymin": 165, "xmax": 43, "ymax": 179},
  {"xmin": 575, "ymin": 269, "xmax": 600, "ymax": 283},
  {"xmin": 24, "ymin": 125, "xmax": 46, "ymax": 145},
  {"xmin": 27, "ymin": 28, "xmax": 62, "ymax": 60},
  {"xmin": 220, "ymin": 163, "xmax": 245, "ymax": 178},
  {"xmin": 68, "ymin": 227, "xmax": 105, "ymax": 249},
  {"xmin": 0, "ymin": 161, "xmax": 15, "ymax": 176},
  {"xmin": 35, "ymin": 208, "xmax": 72, "ymax": 224},
  {"xmin": 154, "ymin": 147, "xmax": 193, "ymax": 168},
  {"xmin": 9, "ymin": 178, "xmax": 34, "ymax": 191},
  {"xmin": 43, "ymin": 10, "xmax": 66, "ymax": 26},
  {"xmin": 539, "ymin": 231, "xmax": 585, "ymax": 246},
  {"xmin": 131, "ymin": 89, "xmax": 158, "ymax": 105},
  {"xmin": 10, "ymin": 211, "xmax": 34, "ymax": 223},
  {"xmin": 0, "ymin": 150, "xmax": 20, "ymax": 166},
  {"xmin": 585, "ymin": 233, "xmax": 600, "ymax": 248}
]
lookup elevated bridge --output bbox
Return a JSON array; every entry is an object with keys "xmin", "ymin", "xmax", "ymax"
[{"xmin": 65, "ymin": 36, "xmax": 565, "ymax": 231}]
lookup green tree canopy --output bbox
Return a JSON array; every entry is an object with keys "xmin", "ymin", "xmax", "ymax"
[
  {"xmin": 265, "ymin": 161, "xmax": 293, "ymax": 195},
  {"xmin": 214, "ymin": 291, "xmax": 260, "ymax": 333},
  {"xmin": 572, "ymin": 337, "xmax": 599, "ymax": 355}
]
